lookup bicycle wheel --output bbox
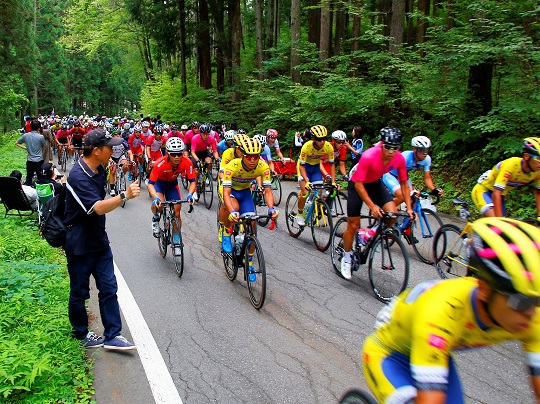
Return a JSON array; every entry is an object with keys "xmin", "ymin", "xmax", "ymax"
[
  {"xmin": 169, "ymin": 216, "xmax": 184, "ymax": 277},
  {"xmin": 61, "ymin": 149, "xmax": 67, "ymax": 172},
  {"xmin": 181, "ymin": 173, "xmax": 188, "ymax": 190},
  {"xmin": 245, "ymin": 235, "xmax": 266, "ymax": 310},
  {"xmin": 409, "ymin": 208, "xmax": 443, "ymax": 264},
  {"xmin": 433, "ymin": 224, "xmax": 470, "ymax": 279},
  {"xmin": 203, "ymin": 173, "xmax": 213, "ymax": 209},
  {"xmin": 211, "ymin": 158, "xmax": 219, "ymax": 181},
  {"xmin": 138, "ymin": 164, "xmax": 143, "ymax": 188},
  {"xmin": 311, "ymin": 199, "xmax": 334, "ymax": 252},
  {"xmin": 271, "ymin": 175, "xmax": 282, "ymax": 206},
  {"xmin": 117, "ymin": 172, "xmax": 127, "ymax": 208},
  {"xmin": 285, "ymin": 192, "xmax": 303, "ymax": 238},
  {"xmin": 368, "ymin": 231, "xmax": 410, "ymax": 303},
  {"xmin": 330, "ymin": 217, "xmax": 349, "ymax": 277},
  {"xmin": 131, "ymin": 162, "xmax": 139, "ymax": 185},
  {"xmin": 332, "ymin": 191, "xmax": 348, "ymax": 218},
  {"xmin": 254, "ymin": 198, "xmax": 270, "ymax": 227},
  {"xmin": 340, "ymin": 389, "xmax": 378, "ymax": 404},
  {"xmin": 222, "ymin": 241, "xmax": 238, "ymax": 281},
  {"xmin": 158, "ymin": 212, "xmax": 168, "ymax": 258}
]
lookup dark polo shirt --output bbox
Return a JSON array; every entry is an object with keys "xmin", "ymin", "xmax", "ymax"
[{"xmin": 64, "ymin": 159, "xmax": 109, "ymax": 255}]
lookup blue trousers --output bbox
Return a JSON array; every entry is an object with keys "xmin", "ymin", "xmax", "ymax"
[{"xmin": 66, "ymin": 246, "xmax": 122, "ymax": 341}]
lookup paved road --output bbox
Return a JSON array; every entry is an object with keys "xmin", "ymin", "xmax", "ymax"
[{"xmin": 101, "ymin": 178, "xmax": 533, "ymax": 403}]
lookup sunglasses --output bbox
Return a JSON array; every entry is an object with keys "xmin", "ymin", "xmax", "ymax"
[
  {"xmin": 531, "ymin": 155, "xmax": 540, "ymax": 163},
  {"xmin": 169, "ymin": 152, "xmax": 183, "ymax": 157},
  {"xmin": 314, "ymin": 138, "xmax": 326, "ymax": 143},
  {"xmin": 383, "ymin": 143, "xmax": 401, "ymax": 151},
  {"xmin": 498, "ymin": 290, "xmax": 540, "ymax": 312},
  {"xmin": 243, "ymin": 154, "xmax": 260, "ymax": 161},
  {"xmin": 334, "ymin": 140, "xmax": 345, "ymax": 145},
  {"xmin": 416, "ymin": 147, "xmax": 429, "ymax": 153}
]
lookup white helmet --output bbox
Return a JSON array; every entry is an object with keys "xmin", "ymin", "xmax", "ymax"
[
  {"xmin": 181, "ymin": 124, "xmax": 189, "ymax": 130},
  {"xmin": 123, "ymin": 123, "xmax": 130, "ymax": 130},
  {"xmin": 224, "ymin": 130, "xmax": 237, "ymax": 141},
  {"xmin": 133, "ymin": 124, "xmax": 142, "ymax": 131},
  {"xmin": 331, "ymin": 130, "xmax": 347, "ymax": 141},
  {"xmin": 411, "ymin": 136, "xmax": 431, "ymax": 148},
  {"xmin": 166, "ymin": 137, "xmax": 185, "ymax": 153},
  {"xmin": 253, "ymin": 133, "xmax": 267, "ymax": 146},
  {"xmin": 142, "ymin": 121, "xmax": 151, "ymax": 128}
]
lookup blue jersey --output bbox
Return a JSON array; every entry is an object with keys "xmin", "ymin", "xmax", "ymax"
[
  {"xmin": 389, "ymin": 150, "xmax": 431, "ymax": 177},
  {"xmin": 217, "ymin": 139, "xmax": 231, "ymax": 155},
  {"xmin": 261, "ymin": 145, "xmax": 272, "ymax": 162}
]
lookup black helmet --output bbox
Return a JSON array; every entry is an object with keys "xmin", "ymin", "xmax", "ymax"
[
  {"xmin": 191, "ymin": 121, "xmax": 200, "ymax": 128},
  {"xmin": 199, "ymin": 123, "xmax": 212, "ymax": 134},
  {"xmin": 379, "ymin": 127, "xmax": 403, "ymax": 145}
]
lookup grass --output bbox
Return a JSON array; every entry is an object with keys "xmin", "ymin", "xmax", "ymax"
[{"xmin": 0, "ymin": 131, "xmax": 94, "ymax": 403}]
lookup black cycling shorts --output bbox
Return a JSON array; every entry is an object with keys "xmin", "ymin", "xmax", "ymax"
[{"xmin": 347, "ymin": 179, "xmax": 393, "ymax": 217}]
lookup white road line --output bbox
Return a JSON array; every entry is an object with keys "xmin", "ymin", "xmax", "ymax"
[{"xmin": 114, "ymin": 262, "xmax": 183, "ymax": 404}]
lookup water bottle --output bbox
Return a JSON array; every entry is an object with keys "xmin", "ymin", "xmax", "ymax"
[
  {"xmin": 357, "ymin": 228, "xmax": 368, "ymax": 246},
  {"xmin": 322, "ymin": 188, "xmax": 331, "ymax": 200},
  {"xmin": 304, "ymin": 192, "xmax": 314, "ymax": 213},
  {"xmin": 459, "ymin": 207, "xmax": 468, "ymax": 220},
  {"xmin": 235, "ymin": 234, "xmax": 244, "ymax": 255},
  {"xmin": 366, "ymin": 225, "xmax": 379, "ymax": 241}
]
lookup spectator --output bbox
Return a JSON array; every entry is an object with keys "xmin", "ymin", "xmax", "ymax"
[
  {"xmin": 350, "ymin": 126, "xmax": 364, "ymax": 165},
  {"xmin": 9, "ymin": 170, "xmax": 38, "ymax": 209},
  {"xmin": 36, "ymin": 162, "xmax": 65, "ymax": 194},
  {"xmin": 64, "ymin": 129, "xmax": 141, "ymax": 350},
  {"xmin": 15, "ymin": 119, "xmax": 46, "ymax": 185},
  {"xmin": 40, "ymin": 125, "xmax": 54, "ymax": 164}
]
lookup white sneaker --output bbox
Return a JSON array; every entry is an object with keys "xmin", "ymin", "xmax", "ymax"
[
  {"xmin": 173, "ymin": 246, "xmax": 182, "ymax": 256},
  {"xmin": 296, "ymin": 214, "xmax": 305, "ymax": 226},
  {"xmin": 152, "ymin": 220, "xmax": 160, "ymax": 237},
  {"xmin": 145, "ymin": 179, "xmax": 149, "ymax": 186},
  {"xmin": 110, "ymin": 188, "xmax": 116, "ymax": 197},
  {"xmin": 193, "ymin": 191, "xmax": 199, "ymax": 201},
  {"xmin": 340, "ymin": 259, "xmax": 352, "ymax": 280}
]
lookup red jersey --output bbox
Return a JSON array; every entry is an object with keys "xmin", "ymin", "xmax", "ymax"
[
  {"xmin": 146, "ymin": 135, "xmax": 164, "ymax": 161},
  {"xmin": 149, "ymin": 155, "xmax": 195, "ymax": 183},
  {"xmin": 128, "ymin": 133, "xmax": 145, "ymax": 154},
  {"xmin": 68, "ymin": 127, "xmax": 86, "ymax": 139},
  {"xmin": 322, "ymin": 141, "xmax": 347, "ymax": 173}
]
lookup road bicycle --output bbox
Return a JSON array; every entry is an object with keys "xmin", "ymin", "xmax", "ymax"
[
  {"xmin": 251, "ymin": 182, "xmax": 277, "ymax": 228},
  {"xmin": 322, "ymin": 176, "xmax": 348, "ymax": 219},
  {"xmin": 58, "ymin": 145, "xmax": 69, "ymax": 172},
  {"xmin": 113, "ymin": 162, "xmax": 128, "ymax": 208},
  {"xmin": 210, "ymin": 156, "xmax": 220, "ymax": 181},
  {"xmin": 220, "ymin": 214, "xmax": 274, "ymax": 309},
  {"xmin": 195, "ymin": 161, "xmax": 213, "ymax": 209},
  {"xmin": 285, "ymin": 184, "xmax": 334, "ymax": 252},
  {"xmin": 270, "ymin": 172, "xmax": 282, "ymax": 206},
  {"xmin": 339, "ymin": 389, "xmax": 377, "ymax": 404},
  {"xmin": 157, "ymin": 199, "xmax": 194, "ymax": 278},
  {"xmin": 130, "ymin": 153, "xmax": 147, "ymax": 188},
  {"xmin": 393, "ymin": 191, "xmax": 442, "ymax": 264},
  {"xmin": 330, "ymin": 212, "xmax": 410, "ymax": 303},
  {"xmin": 71, "ymin": 146, "xmax": 83, "ymax": 165}
]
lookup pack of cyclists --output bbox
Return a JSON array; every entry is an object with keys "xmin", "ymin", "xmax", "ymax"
[{"xmin": 22, "ymin": 113, "xmax": 540, "ymax": 402}]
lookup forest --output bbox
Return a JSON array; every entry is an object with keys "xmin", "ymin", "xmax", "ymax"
[{"xmin": 1, "ymin": 0, "xmax": 539, "ymax": 214}]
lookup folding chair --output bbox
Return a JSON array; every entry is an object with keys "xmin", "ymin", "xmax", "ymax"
[
  {"xmin": 35, "ymin": 183, "xmax": 55, "ymax": 225},
  {"xmin": 0, "ymin": 176, "xmax": 37, "ymax": 217}
]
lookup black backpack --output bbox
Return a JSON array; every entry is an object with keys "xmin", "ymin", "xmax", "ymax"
[{"xmin": 40, "ymin": 186, "xmax": 67, "ymax": 248}]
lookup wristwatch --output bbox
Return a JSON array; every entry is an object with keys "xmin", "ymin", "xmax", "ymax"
[{"xmin": 120, "ymin": 191, "xmax": 128, "ymax": 202}]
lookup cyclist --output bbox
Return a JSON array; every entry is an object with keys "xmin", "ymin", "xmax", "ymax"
[
  {"xmin": 120, "ymin": 122, "xmax": 132, "ymax": 141},
  {"xmin": 295, "ymin": 125, "xmax": 336, "ymax": 227},
  {"xmin": 180, "ymin": 124, "xmax": 189, "ymax": 138},
  {"xmin": 253, "ymin": 133, "xmax": 275, "ymax": 173},
  {"xmin": 339, "ymin": 127, "xmax": 414, "ymax": 280},
  {"xmin": 55, "ymin": 124, "xmax": 71, "ymax": 164},
  {"xmin": 362, "ymin": 217, "xmax": 540, "ymax": 403},
  {"xmin": 168, "ymin": 125, "xmax": 182, "ymax": 139},
  {"xmin": 219, "ymin": 137, "xmax": 279, "ymax": 255},
  {"xmin": 266, "ymin": 129, "xmax": 285, "ymax": 161},
  {"xmin": 321, "ymin": 130, "xmax": 349, "ymax": 181},
  {"xmin": 68, "ymin": 120, "xmax": 86, "ymax": 163},
  {"xmin": 145, "ymin": 128, "xmax": 165, "ymax": 171},
  {"xmin": 219, "ymin": 133, "xmax": 249, "ymax": 181},
  {"xmin": 472, "ymin": 137, "xmax": 540, "ymax": 219},
  {"xmin": 128, "ymin": 124, "xmax": 146, "ymax": 171},
  {"xmin": 148, "ymin": 138, "xmax": 196, "ymax": 255},
  {"xmin": 141, "ymin": 121, "xmax": 153, "ymax": 140},
  {"xmin": 108, "ymin": 130, "xmax": 133, "ymax": 196},
  {"xmin": 217, "ymin": 130, "xmax": 236, "ymax": 156},
  {"xmin": 183, "ymin": 121, "xmax": 200, "ymax": 157},
  {"xmin": 382, "ymin": 136, "xmax": 443, "ymax": 206},
  {"xmin": 190, "ymin": 123, "xmax": 220, "ymax": 200}
]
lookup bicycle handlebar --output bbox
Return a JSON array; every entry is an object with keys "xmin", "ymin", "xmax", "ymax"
[
  {"xmin": 161, "ymin": 199, "xmax": 195, "ymax": 213},
  {"xmin": 418, "ymin": 190, "xmax": 440, "ymax": 205}
]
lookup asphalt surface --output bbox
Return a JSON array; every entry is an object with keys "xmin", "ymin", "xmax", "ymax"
[{"xmin": 85, "ymin": 177, "xmax": 534, "ymax": 404}]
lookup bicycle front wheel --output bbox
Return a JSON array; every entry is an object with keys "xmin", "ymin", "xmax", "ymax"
[
  {"xmin": 254, "ymin": 198, "xmax": 270, "ymax": 227},
  {"xmin": 311, "ymin": 199, "xmax": 333, "ymax": 252},
  {"xmin": 61, "ymin": 149, "xmax": 67, "ymax": 172},
  {"xmin": 181, "ymin": 173, "xmax": 188, "ymax": 190},
  {"xmin": 433, "ymin": 224, "xmax": 470, "ymax": 279},
  {"xmin": 271, "ymin": 176, "xmax": 282, "ymax": 206},
  {"xmin": 368, "ymin": 231, "xmax": 410, "ymax": 303},
  {"xmin": 330, "ymin": 217, "xmax": 349, "ymax": 278},
  {"xmin": 158, "ymin": 212, "xmax": 168, "ymax": 258},
  {"xmin": 245, "ymin": 235, "xmax": 266, "ymax": 310},
  {"xmin": 222, "ymin": 248, "xmax": 238, "ymax": 281},
  {"xmin": 340, "ymin": 389, "xmax": 378, "ymax": 404},
  {"xmin": 409, "ymin": 208, "xmax": 443, "ymax": 264},
  {"xmin": 203, "ymin": 173, "xmax": 213, "ymax": 209},
  {"xmin": 117, "ymin": 172, "xmax": 127, "ymax": 208},
  {"xmin": 285, "ymin": 192, "xmax": 303, "ymax": 238},
  {"xmin": 170, "ymin": 216, "xmax": 184, "ymax": 277},
  {"xmin": 211, "ymin": 158, "xmax": 219, "ymax": 181}
]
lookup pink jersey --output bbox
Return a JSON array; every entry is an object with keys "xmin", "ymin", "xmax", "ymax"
[
  {"xmin": 191, "ymin": 134, "xmax": 217, "ymax": 153},
  {"xmin": 350, "ymin": 142, "xmax": 407, "ymax": 184},
  {"xmin": 183, "ymin": 129, "xmax": 196, "ymax": 146}
]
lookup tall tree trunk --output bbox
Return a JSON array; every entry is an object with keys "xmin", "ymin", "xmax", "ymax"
[
  {"xmin": 290, "ymin": 0, "xmax": 301, "ymax": 83},
  {"xmin": 389, "ymin": 0, "xmax": 406, "ymax": 54},
  {"xmin": 265, "ymin": 0, "xmax": 276, "ymax": 55},
  {"xmin": 417, "ymin": 0, "xmax": 430, "ymax": 45},
  {"xmin": 447, "ymin": 0, "xmax": 455, "ymax": 30},
  {"xmin": 208, "ymin": 0, "xmax": 227, "ymax": 92},
  {"xmin": 379, "ymin": 0, "xmax": 392, "ymax": 37},
  {"xmin": 198, "ymin": 0, "xmax": 212, "ymax": 89},
  {"xmin": 333, "ymin": 2, "xmax": 346, "ymax": 56},
  {"xmin": 406, "ymin": 0, "xmax": 415, "ymax": 45},
  {"xmin": 319, "ymin": 0, "xmax": 331, "ymax": 64},
  {"xmin": 351, "ymin": 9, "xmax": 361, "ymax": 52},
  {"xmin": 308, "ymin": 0, "xmax": 320, "ymax": 47},
  {"xmin": 179, "ymin": 0, "xmax": 187, "ymax": 96},
  {"xmin": 255, "ymin": 0, "xmax": 264, "ymax": 80},
  {"xmin": 229, "ymin": 0, "xmax": 241, "ymax": 100}
]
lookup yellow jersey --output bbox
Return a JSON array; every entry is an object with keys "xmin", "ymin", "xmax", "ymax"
[
  {"xmin": 220, "ymin": 147, "xmax": 240, "ymax": 171},
  {"xmin": 222, "ymin": 158, "xmax": 272, "ymax": 191},
  {"xmin": 298, "ymin": 140, "xmax": 334, "ymax": 166},
  {"xmin": 369, "ymin": 277, "xmax": 540, "ymax": 386},
  {"xmin": 478, "ymin": 157, "xmax": 540, "ymax": 195}
]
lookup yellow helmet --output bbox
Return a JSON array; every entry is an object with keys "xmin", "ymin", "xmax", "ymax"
[
  {"xmin": 468, "ymin": 218, "xmax": 540, "ymax": 297},
  {"xmin": 233, "ymin": 133, "xmax": 249, "ymax": 148},
  {"xmin": 523, "ymin": 137, "xmax": 540, "ymax": 156},
  {"xmin": 310, "ymin": 125, "xmax": 328, "ymax": 139},
  {"xmin": 237, "ymin": 137, "xmax": 262, "ymax": 155}
]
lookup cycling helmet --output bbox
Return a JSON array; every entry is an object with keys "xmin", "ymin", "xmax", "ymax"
[
  {"xmin": 379, "ymin": 127, "xmax": 403, "ymax": 144},
  {"xmin": 142, "ymin": 121, "xmax": 151, "ymax": 128},
  {"xmin": 331, "ymin": 130, "xmax": 347, "ymax": 141},
  {"xmin": 133, "ymin": 124, "xmax": 142, "ymax": 131},
  {"xmin": 74, "ymin": 120, "xmax": 81, "ymax": 127},
  {"xmin": 522, "ymin": 137, "xmax": 540, "ymax": 156},
  {"xmin": 233, "ymin": 133, "xmax": 250, "ymax": 148},
  {"xmin": 266, "ymin": 129, "xmax": 278, "ymax": 139},
  {"xmin": 238, "ymin": 128, "xmax": 247, "ymax": 134},
  {"xmin": 123, "ymin": 123, "xmax": 130, "ymax": 130},
  {"xmin": 166, "ymin": 137, "xmax": 185, "ymax": 153},
  {"xmin": 191, "ymin": 121, "xmax": 201, "ymax": 128},
  {"xmin": 311, "ymin": 125, "xmax": 328, "ymax": 139},
  {"xmin": 238, "ymin": 137, "xmax": 262, "ymax": 155},
  {"xmin": 224, "ymin": 130, "xmax": 237, "ymax": 141},
  {"xmin": 468, "ymin": 218, "xmax": 540, "ymax": 296},
  {"xmin": 412, "ymin": 136, "xmax": 431, "ymax": 148},
  {"xmin": 171, "ymin": 125, "xmax": 178, "ymax": 131},
  {"xmin": 155, "ymin": 126, "xmax": 163, "ymax": 134},
  {"xmin": 98, "ymin": 120, "xmax": 105, "ymax": 127},
  {"xmin": 181, "ymin": 124, "xmax": 188, "ymax": 130},
  {"xmin": 105, "ymin": 122, "xmax": 113, "ymax": 130},
  {"xmin": 253, "ymin": 133, "xmax": 267, "ymax": 146},
  {"xmin": 199, "ymin": 123, "xmax": 212, "ymax": 134}
]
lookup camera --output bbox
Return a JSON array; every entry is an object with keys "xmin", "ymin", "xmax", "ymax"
[{"xmin": 55, "ymin": 175, "xmax": 64, "ymax": 180}]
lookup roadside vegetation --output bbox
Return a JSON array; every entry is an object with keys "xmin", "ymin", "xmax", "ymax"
[{"xmin": 0, "ymin": 132, "xmax": 94, "ymax": 403}]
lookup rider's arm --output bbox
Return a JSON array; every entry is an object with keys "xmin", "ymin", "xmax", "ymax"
[
  {"xmin": 423, "ymin": 171, "xmax": 437, "ymax": 191},
  {"xmin": 147, "ymin": 183, "xmax": 158, "ymax": 200},
  {"xmin": 492, "ymin": 188, "xmax": 504, "ymax": 217},
  {"xmin": 276, "ymin": 148, "xmax": 285, "ymax": 160}
]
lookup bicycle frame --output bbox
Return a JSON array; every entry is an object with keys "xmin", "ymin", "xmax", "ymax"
[{"xmin": 304, "ymin": 186, "xmax": 332, "ymax": 228}]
